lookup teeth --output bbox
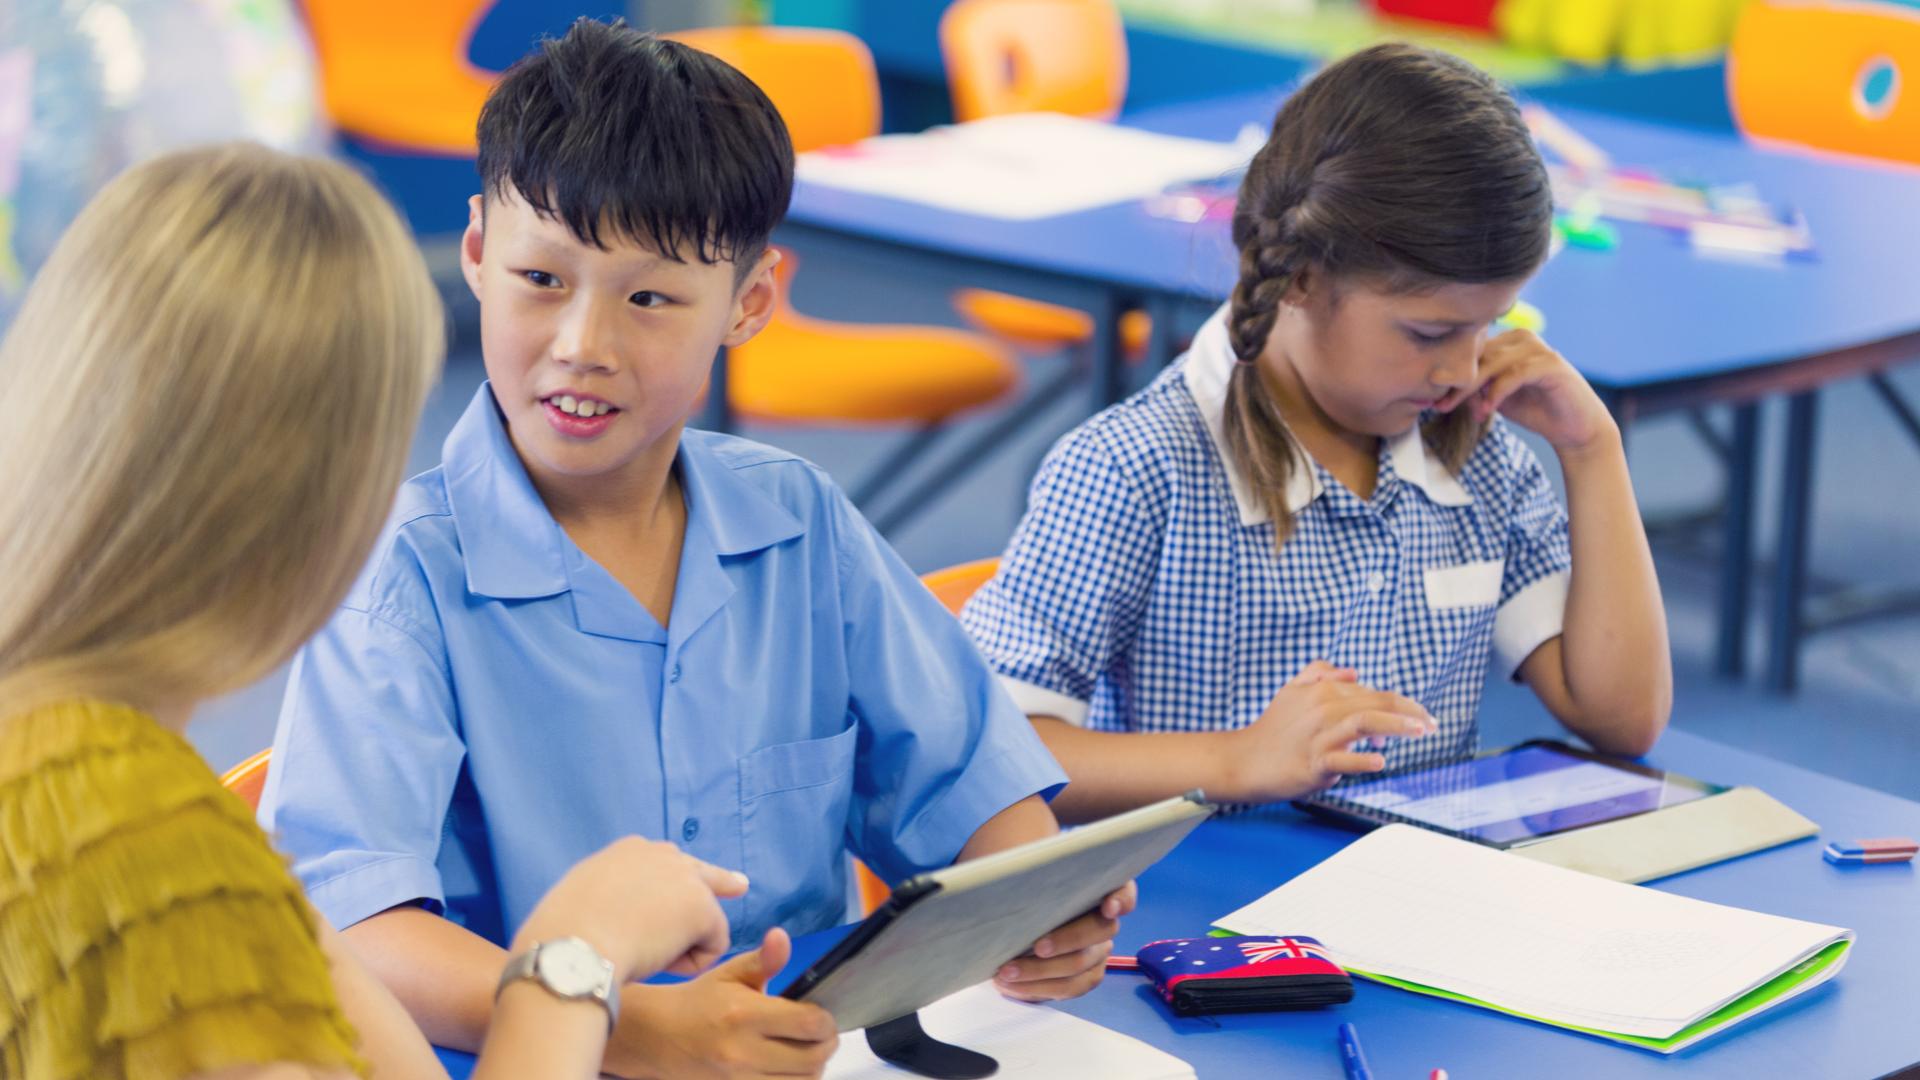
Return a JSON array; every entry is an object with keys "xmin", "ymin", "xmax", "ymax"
[{"xmin": 547, "ymin": 395, "xmax": 614, "ymax": 418}]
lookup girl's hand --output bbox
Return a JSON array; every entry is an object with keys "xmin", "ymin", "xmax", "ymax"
[
  {"xmin": 1221, "ymin": 661, "xmax": 1437, "ymax": 803},
  {"xmin": 1437, "ymin": 329, "xmax": 1616, "ymax": 453}
]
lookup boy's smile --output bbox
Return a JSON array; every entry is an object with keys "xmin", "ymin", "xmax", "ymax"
[
  {"xmin": 540, "ymin": 390, "xmax": 620, "ymax": 439},
  {"xmin": 459, "ymin": 190, "xmax": 778, "ymax": 503}
]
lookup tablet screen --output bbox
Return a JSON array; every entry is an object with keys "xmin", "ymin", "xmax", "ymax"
[{"xmin": 1322, "ymin": 743, "xmax": 1722, "ymax": 845}]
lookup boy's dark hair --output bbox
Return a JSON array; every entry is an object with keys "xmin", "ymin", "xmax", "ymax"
[
  {"xmin": 476, "ymin": 18, "xmax": 794, "ymax": 277},
  {"xmin": 1223, "ymin": 43, "xmax": 1553, "ymax": 543}
]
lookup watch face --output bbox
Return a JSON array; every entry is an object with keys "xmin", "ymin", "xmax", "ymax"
[{"xmin": 536, "ymin": 938, "xmax": 608, "ymax": 997}]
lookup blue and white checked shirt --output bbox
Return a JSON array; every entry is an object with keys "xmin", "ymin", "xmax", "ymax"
[{"xmin": 962, "ymin": 304, "xmax": 1572, "ymax": 773}]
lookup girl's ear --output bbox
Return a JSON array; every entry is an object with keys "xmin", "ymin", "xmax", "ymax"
[{"xmin": 1280, "ymin": 266, "xmax": 1314, "ymax": 309}]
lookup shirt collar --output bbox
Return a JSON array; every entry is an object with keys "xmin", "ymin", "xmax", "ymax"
[
  {"xmin": 674, "ymin": 431, "xmax": 806, "ymax": 558},
  {"xmin": 1181, "ymin": 302, "xmax": 1474, "ymax": 527},
  {"xmin": 443, "ymin": 384, "xmax": 572, "ymax": 599},
  {"xmin": 442, "ymin": 384, "xmax": 805, "ymax": 601}
]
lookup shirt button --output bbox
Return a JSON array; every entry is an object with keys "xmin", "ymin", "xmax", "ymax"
[
  {"xmin": 681, "ymin": 817, "xmax": 700, "ymax": 842},
  {"xmin": 1366, "ymin": 571, "xmax": 1387, "ymax": 593},
  {"xmin": 669, "ymin": 663, "xmax": 682, "ymax": 683}
]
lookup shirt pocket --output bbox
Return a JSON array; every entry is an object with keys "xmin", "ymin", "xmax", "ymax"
[
  {"xmin": 1423, "ymin": 559, "xmax": 1504, "ymax": 610},
  {"xmin": 736, "ymin": 723, "xmax": 858, "ymax": 944},
  {"xmin": 1412, "ymin": 560, "xmax": 1504, "ymax": 703}
]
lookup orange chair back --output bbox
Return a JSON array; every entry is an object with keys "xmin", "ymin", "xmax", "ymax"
[
  {"xmin": 668, "ymin": 27, "xmax": 881, "ymax": 153},
  {"xmin": 220, "ymin": 748, "xmax": 273, "ymax": 813},
  {"xmin": 1728, "ymin": 1, "xmax": 1920, "ymax": 166},
  {"xmin": 940, "ymin": 0, "xmax": 1128, "ymax": 122},
  {"xmin": 301, "ymin": 0, "xmax": 499, "ymax": 153},
  {"xmin": 920, "ymin": 558, "xmax": 1002, "ymax": 615}
]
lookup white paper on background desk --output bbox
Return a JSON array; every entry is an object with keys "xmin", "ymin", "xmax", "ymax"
[
  {"xmin": 796, "ymin": 112, "xmax": 1257, "ymax": 220},
  {"xmin": 1216, "ymin": 824, "xmax": 1851, "ymax": 1040},
  {"xmin": 823, "ymin": 983, "xmax": 1194, "ymax": 1080}
]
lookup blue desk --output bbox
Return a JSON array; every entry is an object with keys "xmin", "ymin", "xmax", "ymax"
[
  {"xmin": 438, "ymin": 728, "xmax": 1920, "ymax": 1077},
  {"xmin": 780, "ymin": 90, "xmax": 1920, "ymax": 694}
]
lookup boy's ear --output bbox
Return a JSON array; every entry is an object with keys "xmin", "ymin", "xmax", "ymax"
[
  {"xmin": 459, "ymin": 195, "xmax": 486, "ymax": 302},
  {"xmin": 721, "ymin": 248, "xmax": 782, "ymax": 348}
]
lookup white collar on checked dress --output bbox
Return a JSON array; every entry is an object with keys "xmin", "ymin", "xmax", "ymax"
[{"xmin": 1180, "ymin": 303, "xmax": 1474, "ymax": 526}]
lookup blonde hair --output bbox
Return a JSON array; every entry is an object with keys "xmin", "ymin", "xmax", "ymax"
[{"xmin": 0, "ymin": 143, "xmax": 444, "ymax": 716}]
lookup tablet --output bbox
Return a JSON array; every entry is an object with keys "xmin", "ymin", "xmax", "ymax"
[
  {"xmin": 781, "ymin": 792, "xmax": 1215, "ymax": 1032},
  {"xmin": 1294, "ymin": 740, "xmax": 1724, "ymax": 849}
]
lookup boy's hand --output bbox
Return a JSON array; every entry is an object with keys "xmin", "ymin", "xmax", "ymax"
[
  {"xmin": 617, "ymin": 928, "xmax": 838, "ymax": 1079},
  {"xmin": 1222, "ymin": 661, "xmax": 1436, "ymax": 802},
  {"xmin": 994, "ymin": 881, "xmax": 1138, "ymax": 1002},
  {"xmin": 1438, "ymin": 330, "xmax": 1616, "ymax": 455},
  {"xmin": 513, "ymin": 837, "xmax": 746, "ymax": 984}
]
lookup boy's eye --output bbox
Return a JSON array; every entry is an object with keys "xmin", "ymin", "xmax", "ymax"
[
  {"xmin": 1407, "ymin": 328, "xmax": 1456, "ymax": 345},
  {"xmin": 630, "ymin": 290, "xmax": 667, "ymax": 308},
  {"xmin": 519, "ymin": 270, "xmax": 559, "ymax": 288}
]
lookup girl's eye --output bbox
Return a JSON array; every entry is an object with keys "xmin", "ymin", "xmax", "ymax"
[
  {"xmin": 520, "ymin": 270, "xmax": 558, "ymax": 288},
  {"xmin": 630, "ymin": 290, "xmax": 667, "ymax": 308},
  {"xmin": 1408, "ymin": 328, "xmax": 1456, "ymax": 345}
]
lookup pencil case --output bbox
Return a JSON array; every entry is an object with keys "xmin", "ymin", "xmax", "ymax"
[{"xmin": 1135, "ymin": 934, "xmax": 1354, "ymax": 1015}]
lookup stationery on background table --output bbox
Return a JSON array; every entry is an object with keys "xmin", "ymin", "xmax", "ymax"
[
  {"xmin": 1523, "ymin": 104, "xmax": 1815, "ymax": 259},
  {"xmin": 796, "ymin": 112, "xmax": 1259, "ymax": 220},
  {"xmin": 1217, "ymin": 825, "xmax": 1855, "ymax": 1053}
]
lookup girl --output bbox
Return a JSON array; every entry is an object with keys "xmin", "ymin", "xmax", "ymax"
[
  {"xmin": 0, "ymin": 143, "xmax": 759, "ymax": 1079},
  {"xmin": 962, "ymin": 43, "xmax": 1671, "ymax": 823}
]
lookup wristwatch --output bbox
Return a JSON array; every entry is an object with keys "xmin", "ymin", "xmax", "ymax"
[{"xmin": 496, "ymin": 936, "xmax": 619, "ymax": 1032}]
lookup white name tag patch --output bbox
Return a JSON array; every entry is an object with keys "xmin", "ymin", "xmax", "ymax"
[{"xmin": 1423, "ymin": 560, "xmax": 1504, "ymax": 610}]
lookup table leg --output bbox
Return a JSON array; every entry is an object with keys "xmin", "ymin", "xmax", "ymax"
[
  {"xmin": 1715, "ymin": 403, "xmax": 1760, "ymax": 678},
  {"xmin": 1144, "ymin": 295, "xmax": 1178, "ymax": 376},
  {"xmin": 1766, "ymin": 391, "xmax": 1820, "ymax": 694},
  {"xmin": 1091, "ymin": 292, "xmax": 1126, "ymax": 410}
]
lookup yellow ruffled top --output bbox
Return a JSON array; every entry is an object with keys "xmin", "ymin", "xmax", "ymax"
[{"xmin": 0, "ymin": 699, "xmax": 365, "ymax": 1080}]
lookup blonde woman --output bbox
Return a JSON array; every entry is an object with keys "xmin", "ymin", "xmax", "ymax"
[{"xmin": 0, "ymin": 143, "xmax": 750, "ymax": 1080}]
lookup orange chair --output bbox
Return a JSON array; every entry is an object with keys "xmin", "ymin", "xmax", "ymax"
[
  {"xmin": 302, "ymin": 0, "xmax": 500, "ymax": 155},
  {"xmin": 220, "ymin": 747, "xmax": 274, "ymax": 812},
  {"xmin": 669, "ymin": 27, "xmax": 1023, "ymax": 530},
  {"xmin": 667, "ymin": 26, "xmax": 880, "ymax": 156},
  {"xmin": 728, "ymin": 248, "xmax": 1017, "ymax": 425},
  {"xmin": 939, "ymin": 0, "xmax": 1152, "ymax": 363},
  {"xmin": 1727, "ymin": 1, "xmax": 1920, "ymax": 167},
  {"xmin": 921, "ymin": 557, "xmax": 1001, "ymax": 616}
]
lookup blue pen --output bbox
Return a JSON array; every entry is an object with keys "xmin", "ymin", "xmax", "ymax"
[{"xmin": 1338, "ymin": 1022, "xmax": 1374, "ymax": 1080}]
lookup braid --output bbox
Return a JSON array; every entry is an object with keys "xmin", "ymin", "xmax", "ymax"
[{"xmin": 1223, "ymin": 212, "xmax": 1308, "ymax": 544}]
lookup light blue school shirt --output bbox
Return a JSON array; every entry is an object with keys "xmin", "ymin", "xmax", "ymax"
[
  {"xmin": 962, "ymin": 305, "xmax": 1573, "ymax": 776},
  {"xmin": 261, "ymin": 384, "xmax": 1065, "ymax": 948}
]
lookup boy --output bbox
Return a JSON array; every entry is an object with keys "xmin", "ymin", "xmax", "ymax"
[{"xmin": 261, "ymin": 20, "xmax": 1127, "ymax": 1079}]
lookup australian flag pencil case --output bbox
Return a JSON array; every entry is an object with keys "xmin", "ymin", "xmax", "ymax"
[{"xmin": 1134, "ymin": 935, "xmax": 1354, "ymax": 1015}]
